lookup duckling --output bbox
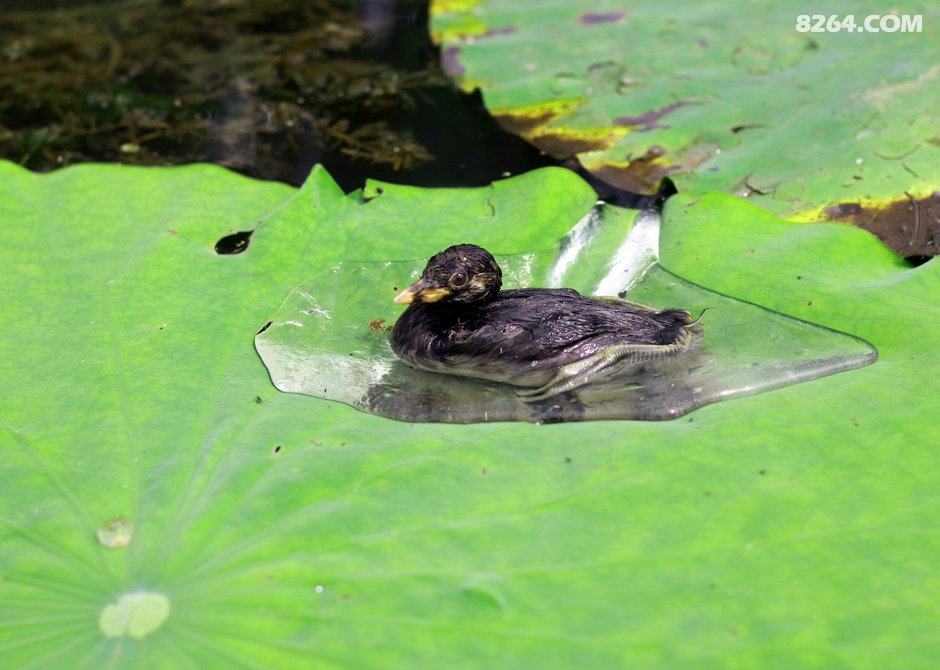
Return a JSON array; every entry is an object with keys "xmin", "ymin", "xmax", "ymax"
[{"xmin": 390, "ymin": 244, "xmax": 693, "ymax": 400}]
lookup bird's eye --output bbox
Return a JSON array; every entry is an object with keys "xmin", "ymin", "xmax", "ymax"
[{"xmin": 449, "ymin": 272, "xmax": 468, "ymax": 287}]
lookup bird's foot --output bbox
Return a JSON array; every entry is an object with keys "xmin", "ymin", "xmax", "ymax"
[{"xmin": 516, "ymin": 333, "xmax": 691, "ymax": 403}]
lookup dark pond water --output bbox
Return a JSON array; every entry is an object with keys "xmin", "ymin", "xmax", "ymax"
[
  {"xmin": 4, "ymin": 0, "xmax": 927, "ymax": 256},
  {"xmin": 0, "ymin": 0, "xmax": 561, "ymax": 192}
]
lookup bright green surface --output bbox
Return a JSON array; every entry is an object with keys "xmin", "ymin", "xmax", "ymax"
[
  {"xmin": 2, "ymin": 161, "xmax": 938, "ymax": 668},
  {"xmin": 431, "ymin": 0, "xmax": 940, "ymax": 216}
]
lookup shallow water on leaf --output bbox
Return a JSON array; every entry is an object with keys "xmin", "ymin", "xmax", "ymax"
[{"xmin": 255, "ymin": 210, "xmax": 876, "ymax": 423}]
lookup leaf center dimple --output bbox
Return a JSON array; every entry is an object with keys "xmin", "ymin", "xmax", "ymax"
[{"xmin": 99, "ymin": 591, "xmax": 170, "ymax": 640}]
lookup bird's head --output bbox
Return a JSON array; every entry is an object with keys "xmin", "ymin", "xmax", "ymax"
[{"xmin": 394, "ymin": 244, "xmax": 503, "ymax": 306}]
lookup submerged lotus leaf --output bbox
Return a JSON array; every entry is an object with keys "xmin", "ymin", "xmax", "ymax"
[
  {"xmin": 430, "ymin": 0, "xmax": 940, "ymax": 250},
  {"xmin": 1, "ymin": 160, "xmax": 939, "ymax": 668},
  {"xmin": 256, "ymin": 209, "xmax": 875, "ymax": 422}
]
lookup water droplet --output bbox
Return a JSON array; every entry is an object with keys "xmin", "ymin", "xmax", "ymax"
[
  {"xmin": 315, "ymin": 584, "xmax": 324, "ymax": 594},
  {"xmin": 96, "ymin": 516, "xmax": 134, "ymax": 548},
  {"xmin": 99, "ymin": 591, "xmax": 170, "ymax": 639}
]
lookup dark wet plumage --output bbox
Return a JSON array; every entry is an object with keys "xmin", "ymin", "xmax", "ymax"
[{"xmin": 390, "ymin": 244, "xmax": 694, "ymax": 399}]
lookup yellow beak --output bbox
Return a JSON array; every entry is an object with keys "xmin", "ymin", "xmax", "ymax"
[{"xmin": 393, "ymin": 280, "xmax": 451, "ymax": 304}]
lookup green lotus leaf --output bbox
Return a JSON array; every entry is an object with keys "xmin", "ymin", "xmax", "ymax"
[
  {"xmin": 1, "ymin": 160, "xmax": 938, "ymax": 668},
  {"xmin": 431, "ymin": 0, "xmax": 940, "ymax": 254}
]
